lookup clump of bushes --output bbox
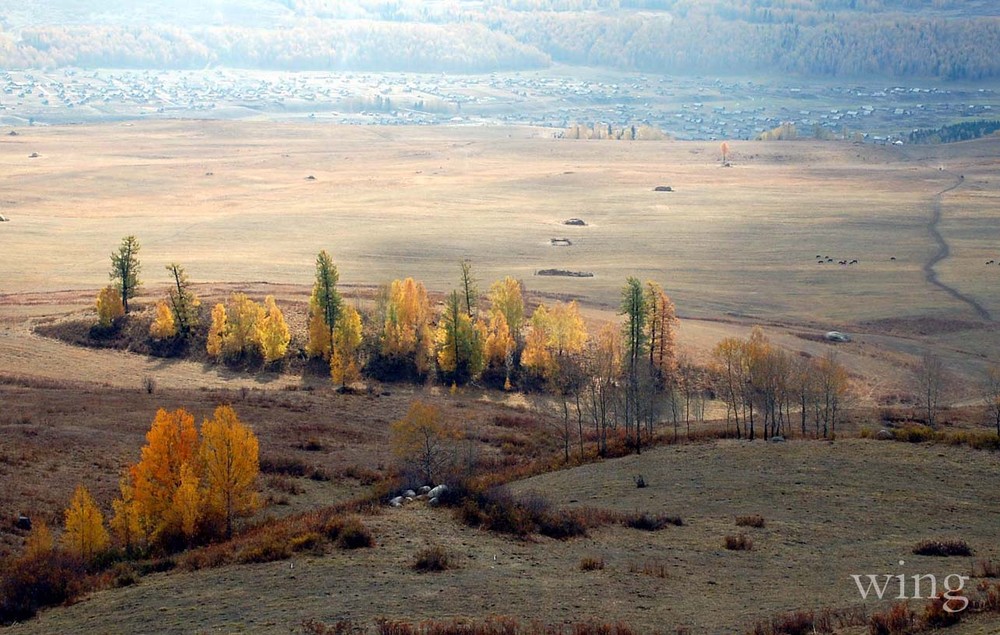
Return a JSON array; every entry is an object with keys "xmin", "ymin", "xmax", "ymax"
[
  {"xmin": 736, "ymin": 514, "xmax": 766, "ymax": 528},
  {"xmin": 972, "ymin": 559, "xmax": 999, "ymax": 578},
  {"xmin": 628, "ymin": 559, "xmax": 668, "ymax": 578},
  {"xmin": 867, "ymin": 602, "xmax": 914, "ymax": 635},
  {"xmin": 413, "ymin": 546, "xmax": 452, "ymax": 573},
  {"xmin": 724, "ymin": 533, "xmax": 754, "ymax": 551},
  {"xmin": 912, "ymin": 538, "xmax": 972, "ymax": 557},
  {"xmin": 332, "ymin": 517, "xmax": 375, "ymax": 550},
  {"xmin": 0, "ymin": 550, "xmax": 89, "ymax": 625},
  {"xmin": 621, "ymin": 512, "xmax": 683, "ymax": 531},
  {"xmin": 579, "ymin": 556, "xmax": 605, "ymax": 572}
]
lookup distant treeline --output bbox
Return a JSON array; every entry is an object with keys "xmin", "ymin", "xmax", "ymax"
[
  {"xmin": 0, "ymin": 0, "xmax": 998, "ymax": 79},
  {"xmin": 907, "ymin": 120, "xmax": 1000, "ymax": 145}
]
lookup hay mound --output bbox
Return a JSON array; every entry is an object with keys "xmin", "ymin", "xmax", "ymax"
[
  {"xmin": 563, "ymin": 218, "xmax": 587, "ymax": 226},
  {"xmin": 653, "ymin": 185, "xmax": 673, "ymax": 192},
  {"xmin": 550, "ymin": 238, "xmax": 572, "ymax": 246}
]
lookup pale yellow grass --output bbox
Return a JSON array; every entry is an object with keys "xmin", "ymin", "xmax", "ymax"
[{"xmin": 3, "ymin": 121, "xmax": 999, "ymax": 325}]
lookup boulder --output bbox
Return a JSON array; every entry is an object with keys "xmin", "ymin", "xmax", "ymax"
[
  {"xmin": 389, "ymin": 496, "xmax": 404, "ymax": 507},
  {"xmin": 16, "ymin": 515, "xmax": 31, "ymax": 531},
  {"xmin": 428, "ymin": 484, "xmax": 449, "ymax": 499},
  {"xmin": 769, "ymin": 436, "xmax": 786, "ymax": 443},
  {"xmin": 418, "ymin": 485, "xmax": 432, "ymax": 495},
  {"xmin": 428, "ymin": 497, "xmax": 440, "ymax": 507},
  {"xmin": 876, "ymin": 429, "xmax": 893, "ymax": 440},
  {"xmin": 403, "ymin": 489, "xmax": 416, "ymax": 498}
]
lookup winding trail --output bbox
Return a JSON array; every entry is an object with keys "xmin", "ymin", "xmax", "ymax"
[{"xmin": 923, "ymin": 175, "xmax": 992, "ymax": 321}]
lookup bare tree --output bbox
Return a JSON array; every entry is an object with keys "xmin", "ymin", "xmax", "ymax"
[
  {"xmin": 984, "ymin": 364, "xmax": 1000, "ymax": 437},
  {"xmin": 915, "ymin": 352, "xmax": 947, "ymax": 427}
]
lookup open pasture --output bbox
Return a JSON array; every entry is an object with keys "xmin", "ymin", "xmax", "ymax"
[{"xmin": 3, "ymin": 121, "xmax": 1000, "ymax": 326}]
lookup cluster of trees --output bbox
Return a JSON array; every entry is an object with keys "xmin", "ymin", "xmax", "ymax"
[
  {"xmin": 2, "ymin": 0, "xmax": 998, "ymax": 79},
  {"xmin": 207, "ymin": 294, "xmax": 291, "ymax": 364},
  {"xmin": 25, "ymin": 406, "xmax": 259, "ymax": 566},
  {"xmin": 713, "ymin": 328, "xmax": 849, "ymax": 441},
  {"xmin": 562, "ymin": 123, "xmax": 669, "ymax": 141},
  {"xmin": 907, "ymin": 120, "xmax": 1000, "ymax": 145}
]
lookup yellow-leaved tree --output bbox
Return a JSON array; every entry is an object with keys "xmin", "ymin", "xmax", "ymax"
[
  {"xmin": 110, "ymin": 472, "xmax": 142, "ymax": 554},
  {"xmin": 223, "ymin": 293, "xmax": 264, "ymax": 360},
  {"xmin": 171, "ymin": 463, "xmax": 202, "ymax": 541},
  {"xmin": 149, "ymin": 300, "xmax": 177, "ymax": 340},
  {"xmin": 390, "ymin": 400, "xmax": 460, "ymax": 485},
  {"xmin": 199, "ymin": 405, "xmax": 260, "ymax": 538},
  {"xmin": 521, "ymin": 304, "xmax": 555, "ymax": 380},
  {"xmin": 206, "ymin": 303, "xmax": 227, "ymax": 359},
  {"xmin": 24, "ymin": 520, "xmax": 54, "ymax": 558},
  {"xmin": 382, "ymin": 277, "xmax": 434, "ymax": 376},
  {"xmin": 96, "ymin": 285, "xmax": 125, "ymax": 328},
  {"xmin": 487, "ymin": 276, "xmax": 525, "ymax": 347},
  {"xmin": 435, "ymin": 290, "xmax": 486, "ymax": 384},
  {"xmin": 331, "ymin": 304, "xmax": 363, "ymax": 388},
  {"xmin": 63, "ymin": 484, "xmax": 110, "ymax": 561},
  {"xmin": 257, "ymin": 295, "xmax": 290, "ymax": 364}
]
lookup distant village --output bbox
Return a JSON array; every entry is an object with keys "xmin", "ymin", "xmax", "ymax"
[{"xmin": 1, "ymin": 67, "xmax": 996, "ymax": 142}]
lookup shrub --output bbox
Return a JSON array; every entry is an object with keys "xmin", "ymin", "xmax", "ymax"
[
  {"xmin": 724, "ymin": 533, "xmax": 753, "ymax": 551},
  {"xmin": 623, "ymin": 512, "xmax": 683, "ymax": 531},
  {"xmin": 921, "ymin": 593, "xmax": 963, "ymax": 628},
  {"xmin": 912, "ymin": 538, "xmax": 972, "ymax": 557},
  {"xmin": 893, "ymin": 426, "xmax": 938, "ymax": 443},
  {"xmin": 736, "ymin": 514, "xmax": 766, "ymax": 528},
  {"xmin": 537, "ymin": 509, "xmax": 588, "ymax": 539},
  {"xmin": 289, "ymin": 531, "xmax": 324, "ymax": 554},
  {"xmin": 579, "ymin": 556, "xmax": 605, "ymax": 572},
  {"xmin": 238, "ymin": 530, "xmax": 292, "ymax": 564},
  {"xmin": 867, "ymin": 602, "xmax": 914, "ymax": 635},
  {"xmin": 0, "ymin": 550, "xmax": 89, "ymax": 625},
  {"xmin": 628, "ymin": 559, "xmax": 668, "ymax": 578},
  {"xmin": 413, "ymin": 545, "xmax": 452, "ymax": 573},
  {"xmin": 302, "ymin": 618, "xmax": 363, "ymax": 635},
  {"xmin": 335, "ymin": 517, "xmax": 374, "ymax": 549},
  {"xmin": 972, "ymin": 559, "xmax": 1000, "ymax": 578}
]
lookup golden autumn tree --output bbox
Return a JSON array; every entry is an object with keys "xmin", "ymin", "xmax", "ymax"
[
  {"xmin": 63, "ymin": 484, "xmax": 110, "ymax": 561},
  {"xmin": 521, "ymin": 304, "xmax": 555, "ymax": 380},
  {"xmin": 24, "ymin": 520, "xmax": 54, "ymax": 558},
  {"xmin": 645, "ymin": 281, "xmax": 678, "ymax": 387},
  {"xmin": 199, "ymin": 405, "xmax": 260, "ymax": 538},
  {"xmin": 484, "ymin": 310, "xmax": 515, "ymax": 389},
  {"xmin": 331, "ymin": 304, "xmax": 363, "ymax": 388},
  {"xmin": 128, "ymin": 408, "xmax": 199, "ymax": 544},
  {"xmin": 382, "ymin": 277, "xmax": 434, "ymax": 376},
  {"xmin": 96, "ymin": 285, "xmax": 125, "ymax": 328},
  {"xmin": 170, "ymin": 463, "xmax": 202, "ymax": 541},
  {"xmin": 257, "ymin": 295, "xmax": 290, "ymax": 364},
  {"xmin": 110, "ymin": 471, "xmax": 142, "ymax": 554},
  {"xmin": 223, "ymin": 293, "xmax": 264, "ymax": 360},
  {"xmin": 149, "ymin": 300, "xmax": 177, "ymax": 340},
  {"xmin": 390, "ymin": 400, "xmax": 460, "ymax": 485},
  {"xmin": 548, "ymin": 301, "xmax": 587, "ymax": 359},
  {"xmin": 206, "ymin": 303, "xmax": 227, "ymax": 359},
  {"xmin": 487, "ymin": 276, "xmax": 525, "ymax": 347}
]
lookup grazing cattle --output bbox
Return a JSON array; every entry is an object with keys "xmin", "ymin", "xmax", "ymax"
[
  {"xmin": 890, "ymin": 257, "xmax": 896, "ymax": 261},
  {"xmin": 988, "ymin": 260, "xmax": 995, "ymax": 265},
  {"xmin": 850, "ymin": 259, "xmax": 859, "ymax": 265}
]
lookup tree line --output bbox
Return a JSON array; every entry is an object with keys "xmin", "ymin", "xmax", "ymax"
[
  {"xmin": 1, "ymin": 0, "xmax": 999, "ymax": 80},
  {"xmin": 99, "ymin": 235, "xmax": 1000, "ymax": 463}
]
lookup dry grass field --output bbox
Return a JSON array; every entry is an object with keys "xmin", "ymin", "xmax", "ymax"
[
  {"xmin": 3, "ymin": 121, "xmax": 1000, "ymax": 633},
  {"xmin": 4, "ymin": 440, "xmax": 999, "ymax": 634}
]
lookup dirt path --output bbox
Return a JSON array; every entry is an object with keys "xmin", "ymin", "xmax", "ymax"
[{"xmin": 924, "ymin": 175, "xmax": 992, "ymax": 321}]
